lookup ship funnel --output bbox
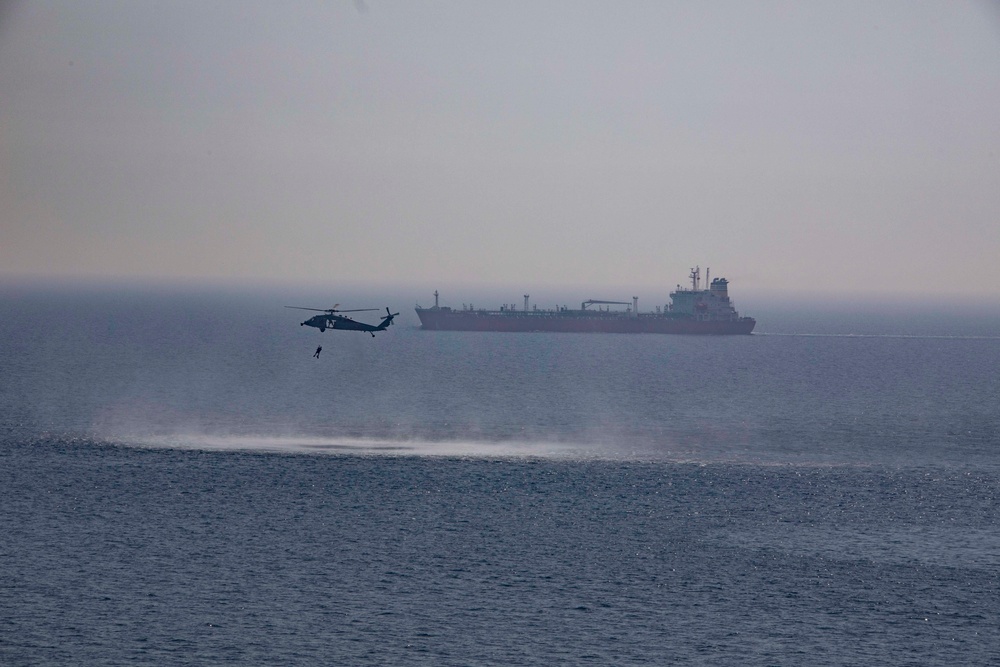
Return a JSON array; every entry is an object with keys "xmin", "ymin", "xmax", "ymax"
[
  {"xmin": 434, "ymin": 290, "xmax": 439, "ymax": 308},
  {"xmin": 632, "ymin": 296, "xmax": 638, "ymax": 317},
  {"xmin": 710, "ymin": 278, "xmax": 729, "ymax": 298},
  {"xmin": 524, "ymin": 294, "xmax": 529, "ymax": 312}
]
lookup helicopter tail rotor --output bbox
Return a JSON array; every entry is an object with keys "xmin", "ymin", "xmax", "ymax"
[{"xmin": 380, "ymin": 307, "xmax": 400, "ymax": 327}]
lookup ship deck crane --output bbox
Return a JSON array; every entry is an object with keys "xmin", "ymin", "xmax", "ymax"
[{"xmin": 581, "ymin": 299, "xmax": 631, "ymax": 310}]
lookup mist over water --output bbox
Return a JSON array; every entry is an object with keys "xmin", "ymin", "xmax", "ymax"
[
  {"xmin": 3, "ymin": 283, "xmax": 1000, "ymax": 665},
  {"xmin": 1, "ymin": 284, "xmax": 996, "ymax": 460},
  {"xmin": 119, "ymin": 433, "xmax": 601, "ymax": 460},
  {"xmin": 5, "ymin": 282, "xmax": 995, "ymax": 464}
]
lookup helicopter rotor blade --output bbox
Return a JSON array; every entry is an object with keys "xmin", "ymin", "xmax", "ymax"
[
  {"xmin": 286, "ymin": 303, "xmax": 380, "ymax": 316},
  {"xmin": 287, "ymin": 303, "xmax": 379, "ymax": 313}
]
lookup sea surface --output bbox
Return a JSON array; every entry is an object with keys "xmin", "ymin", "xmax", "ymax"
[{"xmin": 2, "ymin": 283, "xmax": 999, "ymax": 665}]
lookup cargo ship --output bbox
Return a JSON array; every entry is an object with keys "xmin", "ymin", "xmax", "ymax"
[{"xmin": 415, "ymin": 267, "xmax": 755, "ymax": 334}]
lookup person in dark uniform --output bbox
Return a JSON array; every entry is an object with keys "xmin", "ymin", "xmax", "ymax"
[{"xmin": 313, "ymin": 345, "xmax": 322, "ymax": 358}]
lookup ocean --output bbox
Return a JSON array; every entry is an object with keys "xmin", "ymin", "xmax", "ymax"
[{"xmin": 2, "ymin": 283, "xmax": 999, "ymax": 665}]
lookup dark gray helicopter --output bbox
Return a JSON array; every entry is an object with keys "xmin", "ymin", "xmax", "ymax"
[{"xmin": 286, "ymin": 304, "xmax": 399, "ymax": 337}]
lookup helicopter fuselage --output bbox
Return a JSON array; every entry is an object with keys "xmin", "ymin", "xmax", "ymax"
[{"xmin": 300, "ymin": 312, "xmax": 395, "ymax": 334}]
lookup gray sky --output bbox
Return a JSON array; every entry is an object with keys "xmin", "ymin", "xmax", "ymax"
[{"xmin": 2, "ymin": 1, "xmax": 999, "ymax": 298}]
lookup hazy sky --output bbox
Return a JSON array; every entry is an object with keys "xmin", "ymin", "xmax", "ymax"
[{"xmin": 2, "ymin": 1, "xmax": 999, "ymax": 297}]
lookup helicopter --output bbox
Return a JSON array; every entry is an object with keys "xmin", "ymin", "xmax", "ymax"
[{"xmin": 286, "ymin": 304, "xmax": 400, "ymax": 337}]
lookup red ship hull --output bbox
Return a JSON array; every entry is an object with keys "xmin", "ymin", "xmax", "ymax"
[{"xmin": 415, "ymin": 309, "xmax": 755, "ymax": 335}]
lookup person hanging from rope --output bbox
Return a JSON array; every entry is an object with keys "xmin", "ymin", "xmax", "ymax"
[{"xmin": 313, "ymin": 345, "xmax": 322, "ymax": 358}]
